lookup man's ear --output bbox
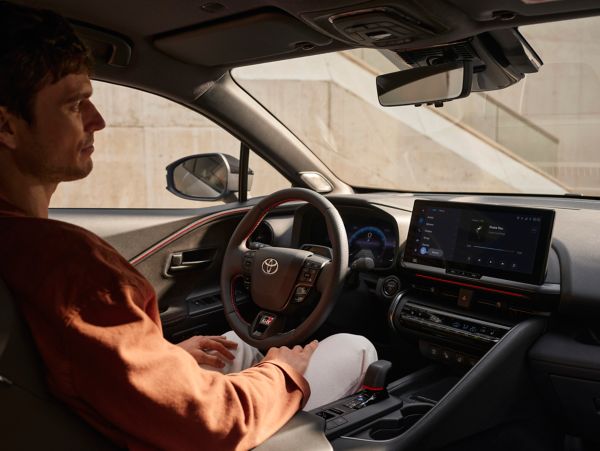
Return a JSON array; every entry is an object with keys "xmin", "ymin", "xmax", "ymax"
[{"xmin": 0, "ymin": 106, "xmax": 19, "ymax": 150}]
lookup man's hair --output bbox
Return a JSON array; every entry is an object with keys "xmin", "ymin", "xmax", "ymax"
[{"xmin": 0, "ymin": 1, "xmax": 93, "ymax": 123}]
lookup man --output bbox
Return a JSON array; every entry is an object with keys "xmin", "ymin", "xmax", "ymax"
[{"xmin": 0, "ymin": 2, "xmax": 376, "ymax": 450}]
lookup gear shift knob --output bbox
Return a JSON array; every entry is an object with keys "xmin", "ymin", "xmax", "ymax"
[
  {"xmin": 362, "ymin": 359, "xmax": 392, "ymax": 391},
  {"xmin": 342, "ymin": 360, "xmax": 394, "ymax": 410}
]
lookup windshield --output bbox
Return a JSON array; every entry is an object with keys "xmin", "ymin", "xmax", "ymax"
[{"xmin": 232, "ymin": 16, "xmax": 600, "ymax": 196}]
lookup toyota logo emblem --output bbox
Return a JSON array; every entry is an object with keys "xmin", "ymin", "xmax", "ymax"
[{"xmin": 262, "ymin": 258, "xmax": 279, "ymax": 275}]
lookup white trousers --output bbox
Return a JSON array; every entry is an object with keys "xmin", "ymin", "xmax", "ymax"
[{"xmin": 203, "ymin": 332, "xmax": 378, "ymax": 411}]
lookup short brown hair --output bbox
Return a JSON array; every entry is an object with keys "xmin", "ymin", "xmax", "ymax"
[{"xmin": 0, "ymin": 1, "xmax": 93, "ymax": 123}]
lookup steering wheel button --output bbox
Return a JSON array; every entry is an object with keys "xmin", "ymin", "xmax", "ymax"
[{"xmin": 296, "ymin": 286, "xmax": 309, "ymax": 295}]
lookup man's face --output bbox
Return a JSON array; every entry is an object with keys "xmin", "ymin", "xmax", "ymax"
[{"xmin": 12, "ymin": 72, "xmax": 105, "ymax": 183}]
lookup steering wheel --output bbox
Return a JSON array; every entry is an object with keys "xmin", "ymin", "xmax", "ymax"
[{"xmin": 220, "ymin": 188, "xmax": 349, "ymax": 348}]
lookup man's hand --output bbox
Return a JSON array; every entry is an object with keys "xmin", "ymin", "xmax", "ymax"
[
  {"xmin": 176, "ymin": 335, "xmax": 238, "ymax": 368},
  {"xmin": 262, "ymin": 340, "xmax": 319, "ymax": 375}
]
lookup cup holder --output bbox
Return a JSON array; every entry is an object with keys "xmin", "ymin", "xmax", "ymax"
[{"xmin": 369, "ymin": 403, "xmax": 433, "ymax": 440}]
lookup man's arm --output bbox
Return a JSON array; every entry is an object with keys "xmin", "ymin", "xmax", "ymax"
[
  {"xmin": 17, "ymin": 224, "xmax": 312, "ymax": 451},
  {"xmin": 62, "ymin": 285, "xmax": 311, "ymax": 451}
]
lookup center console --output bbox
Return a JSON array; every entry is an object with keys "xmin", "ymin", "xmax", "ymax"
[
  {"xmin": 307, "ymin": 318, "xmax": 547, "ymax": 451},
  {"xmin": 394, "ymin": 199, "xmax": 558, "ymax": 365}
]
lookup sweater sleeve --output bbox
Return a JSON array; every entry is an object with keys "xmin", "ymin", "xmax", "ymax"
[
  {"xmin": 33, "ymin": 226, "xmax": 310, "ymax": 451},
  {"xmin": 63, "ymin": 280, "xmax": 309, "ymax": 451}
]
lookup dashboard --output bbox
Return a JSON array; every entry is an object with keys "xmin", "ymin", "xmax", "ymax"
[
  {"xmin": 251, "ymin": 193, "xmax": 600, "ymax": 446},
  {"xmin": 285, "ymin": 192, "xmax": 599, "ymax": 373}
]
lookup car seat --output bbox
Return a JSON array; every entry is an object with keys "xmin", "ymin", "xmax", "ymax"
[{"xmin": 0, "ymin": 277, "xmax": 118, "ymax": 449}]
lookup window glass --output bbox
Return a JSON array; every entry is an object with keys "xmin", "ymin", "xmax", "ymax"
[
  {"xmin": 50, "ymin": 81, "xmax": 288, "ymax": 208},
  {"xmin": 247, "ymin": 151, "xmax": 291, "ymax": 198},
  {"xmin": 233, "ymin": 16, "xmax": 600, "ymax": 197}
]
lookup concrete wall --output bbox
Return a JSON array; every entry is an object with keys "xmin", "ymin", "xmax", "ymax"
[
  {"xmin": 241, "ymin": 79, "xmax": 515, "ymax": 192},
  {"xmin": 489, "ymin": 16, "xmax": 600, "ymax": 194}
]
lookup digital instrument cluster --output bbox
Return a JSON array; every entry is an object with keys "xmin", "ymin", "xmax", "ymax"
[
  {"xmin": 346, "ymin": 216, "xmax": 397, "ymax": 268},
  {"xmin": 299, "ymin": 209, "xmax": 398, "ymax": 269}
]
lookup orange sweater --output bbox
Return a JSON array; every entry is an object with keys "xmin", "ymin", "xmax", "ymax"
[{"xmin": 0, "ymin": 198, "xmax": 309, "ymax": 450}]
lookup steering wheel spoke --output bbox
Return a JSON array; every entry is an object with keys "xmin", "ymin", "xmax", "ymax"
[
  {"xmin": 314, "ymin": 260, "xmax": 333, "ymax": 293},
  {"xmin": 298, "ymin": 255, "xmax": 329, "ymax": 294},
  {"xmin": 241, "ymin": 249, "xmax": 257, "ymax": 290}
]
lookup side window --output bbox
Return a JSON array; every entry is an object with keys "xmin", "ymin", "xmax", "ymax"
[
  {"xmin": 247, "ymin": 151, "xmax": 290, "ymax": 199},
  {"xmin": 50, "ymin": 81, "xmax": 290, "ymax": 208}
]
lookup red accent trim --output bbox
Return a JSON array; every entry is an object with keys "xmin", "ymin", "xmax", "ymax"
[
  {"xmin": 129, "ymin": 207, "xmax": 250, "ymax": 265},
  {"xmin": 131, "ymin": 198, "xmax": 307, "ymax": 266},
  {"xmin": 362, "ymin": 385, "xmax": 384, "ymax": 391},
  {"xmin": 416, "ymin": 274, "xmax": 528, "ymax": 299}
]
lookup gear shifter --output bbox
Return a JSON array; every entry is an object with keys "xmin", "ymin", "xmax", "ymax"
[
  {"xmin": 343, "ymin": 360, "xmax": 393, "ymax": 410},
  {"xmin": 362, "ymin": 359, "xmax": 392, "ymax": 392}
]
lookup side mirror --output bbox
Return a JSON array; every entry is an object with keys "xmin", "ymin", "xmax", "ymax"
[
  {"xmin": 165, "ymin": 153, "xmax": 253, "ymax": 201},
  {"xmin": 376, "ymin": 61, "xmax": 473, "ymax": 107}
]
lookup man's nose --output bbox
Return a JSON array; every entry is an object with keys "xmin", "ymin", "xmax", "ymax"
[{"xmin": 85, "ymin": 101, "xmax": 106, "ymax": 132}]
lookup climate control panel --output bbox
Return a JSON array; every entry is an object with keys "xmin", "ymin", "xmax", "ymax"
[{"xmin": 396, "ymin": 302, "xmax": 511, "ymax": 344}]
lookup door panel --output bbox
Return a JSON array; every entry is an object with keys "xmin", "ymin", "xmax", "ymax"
[
  {"xmin": 132, "ymin": 209, "xmax": 252, "ymax": 340},
  {"xmin": 50, "ymin": 206, "xmax": 242, "ymax": 260}
]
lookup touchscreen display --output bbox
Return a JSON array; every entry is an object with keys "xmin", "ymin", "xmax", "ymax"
[{"xmin": 403, "ymin": 200, "xmax": 555, "ymax": 284}]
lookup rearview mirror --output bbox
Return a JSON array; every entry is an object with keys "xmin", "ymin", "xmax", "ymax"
[
  {"xmin": 165, "ymin": 153, "xmax": 253, "ymax": 201},
  {"xmin": 376, "ymin": 61, "xmax": 472, "ymax": 107}
]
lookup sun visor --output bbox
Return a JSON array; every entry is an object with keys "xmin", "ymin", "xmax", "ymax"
[{"xmin": 154, "ymin": 11, "xmax": 333, "ymax": 67}]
